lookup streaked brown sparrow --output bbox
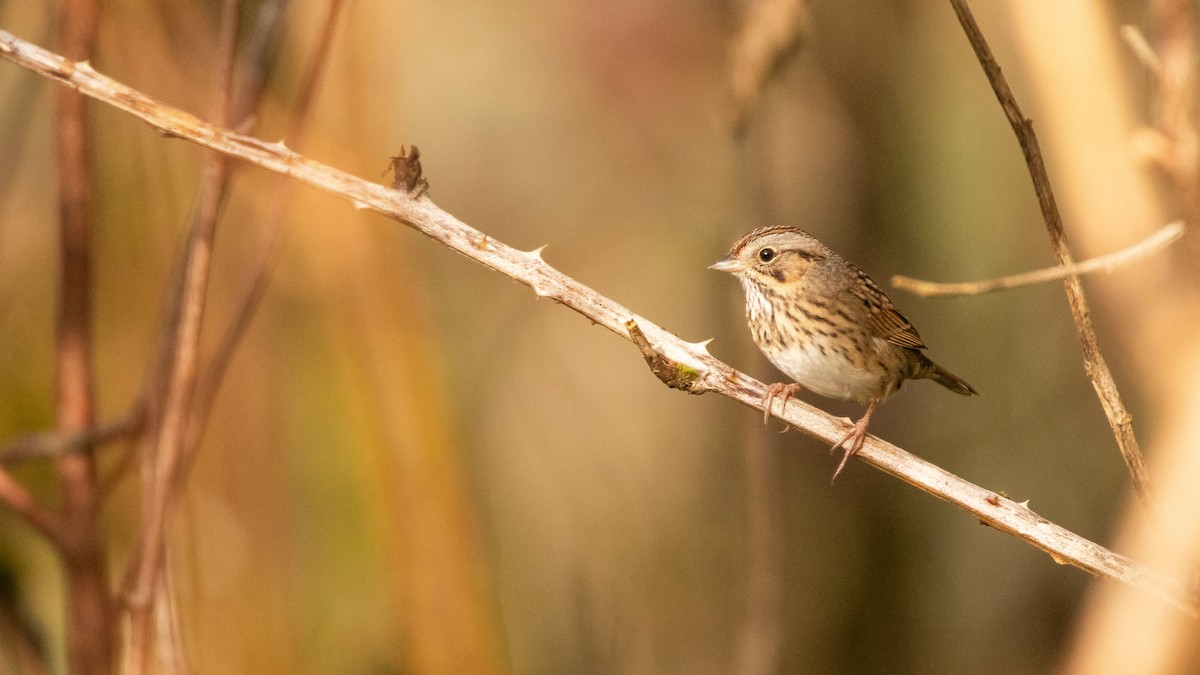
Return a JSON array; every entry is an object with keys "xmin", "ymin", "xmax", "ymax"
[{"xmin": 711, "ymin": 226, "xmax": 976, "ymax": 480}]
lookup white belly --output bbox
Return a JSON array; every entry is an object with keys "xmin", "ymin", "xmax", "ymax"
[{"xmin": 763, "ymin": 339, "xmax": 883, "ymax": 402}]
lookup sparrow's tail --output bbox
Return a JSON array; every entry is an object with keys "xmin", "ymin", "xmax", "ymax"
[{"xmin": 919, "ymin": 358, "xmax": 978, "ymax": 396}]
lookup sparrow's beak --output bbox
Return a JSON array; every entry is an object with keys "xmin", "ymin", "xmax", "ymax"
[{"xmin": 708, "ymin": 255, "xmax": 742, "ymax": 273}]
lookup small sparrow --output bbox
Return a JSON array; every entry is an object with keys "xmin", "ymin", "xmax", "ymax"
[{"xmin": 711, "ymin": 226, "xmax": 976, "ymax": 480}]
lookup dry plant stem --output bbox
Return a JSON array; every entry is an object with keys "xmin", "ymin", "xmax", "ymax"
[
  {"xmin": 949, "ymin": 0, "xmax": 1154, "ymax": 509},
  {"xmin": 0, "ymin": 413, "xmax": 144, "ymax": 465},
  {"xmin": 123, "ymin": 2, "xmax": 241, "ymax": 670},
  {"xmin": 51, "ymin": 1, "xmax": 116, "ymax": 673},
  {"xmin": 230, "ymin": 0, "xmax": 288, "ymax": 123},
  {"xmin": 188, "ymin": 0, "xmax": 346, "ymax": 455},
  {"xmin": 892, "ymin": 221, "xmax": 1185, "ymax": 297},
  {"xmin": 0, "ymin": 471, "xmax": 61, "ymax": 541},
  {"xmin": 1, "ymin": 29, "xmax": 1195, "ymax": 616}
]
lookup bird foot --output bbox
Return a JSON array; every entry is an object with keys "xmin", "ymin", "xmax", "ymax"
[
  {"xmin": 762, "ymin": 383, "xmax": 803, "ymax": 425},
  {"xmin": 829, "ymin": 420, "xmax": 869, "ymax": 483},
  {"xmin": 828, "ymin": 399, "xmax": 879, "ymax": 483}
]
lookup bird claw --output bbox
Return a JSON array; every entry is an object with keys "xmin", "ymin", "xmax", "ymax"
[
  {"xmin": 828, "ymin": 398, "xmax": 879, "ymax": 483},
  {"xmin": 761, "ymin": 383, "xmax": 802, "ymax": 425},
  {"xmin": 829, "ymin": 424, "xmax": 868, "ymax": 483}
]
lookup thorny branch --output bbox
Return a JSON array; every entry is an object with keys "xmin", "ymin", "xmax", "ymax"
[
  {"xmin": 626, "ymin": 320, "xmax": 711, "ymax": 394},
  {"xmin": 948, "ymin": 0, "xmax": 1155, "ymax": 510},
  {"xmin": 0, "ymin": 27, "xmax": 1195, "ymax": 616}
]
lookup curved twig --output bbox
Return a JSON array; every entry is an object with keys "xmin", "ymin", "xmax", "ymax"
[
  {"xmin": 892, "ymin": 221, "xmax": 1185, "ymax": 297},
  {"xmin": 0, "ymin": 27, "xmax": 1193, "ymax": 616}
]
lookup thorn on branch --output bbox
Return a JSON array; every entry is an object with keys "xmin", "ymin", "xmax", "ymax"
[
  {"xmin": 387, "ymin": 145, "xmax": 429, "ymax": 197},
  {"xmin": 626, "ymin": 319, "xmax": 709, "ymax": 394}
]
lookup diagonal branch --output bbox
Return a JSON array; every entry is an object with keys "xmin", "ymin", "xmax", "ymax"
[
  {"xmin": 0, "ymin": 470, "xmax": 62, "ymax": 542},
  {"xmin": 0, "ymin": 27, "xmax": 1194, "ymax": 616},
  {"xmin": 948, "ymin": 0, "xmax": 1155, "ymax": 510}
]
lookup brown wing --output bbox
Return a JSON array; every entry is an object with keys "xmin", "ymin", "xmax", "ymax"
[{"xmin": 855, "ymin": 270, "xmax": 927, "ymax": 349}]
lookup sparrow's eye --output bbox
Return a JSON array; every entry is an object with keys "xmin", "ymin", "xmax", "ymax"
[{"xmin": 757, "ymin": 247, "xmax": 776, "ymax": 263}]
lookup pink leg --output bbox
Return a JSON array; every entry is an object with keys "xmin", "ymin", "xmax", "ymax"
[
  {"xmin": 830, "ymin": 398, "xmax": 879, "ymax": 482},
  {"xmin": 762, "ymin": 382, "xmax": 802, "ymax": 425}
]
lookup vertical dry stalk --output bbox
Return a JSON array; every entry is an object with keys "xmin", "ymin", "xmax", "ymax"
[
  {"xmin": 187, "ymin": 0, "xmax": 346, "ymax": 454},
  {"xmin": 948, "ymin": 0, "xmax": 1154, "ymax": 509},
  {"xmin": 53, "ymin": 0, "xmax": 115, "ymax": 673},
  {"xmin": 122, "ymin": 0, "xmax": 242, "ymax": 669}
]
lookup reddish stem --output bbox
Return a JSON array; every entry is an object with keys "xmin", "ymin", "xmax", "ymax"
[{"xmin": 54, "ymin": 0, "xmax": 115, "ymax": 672}]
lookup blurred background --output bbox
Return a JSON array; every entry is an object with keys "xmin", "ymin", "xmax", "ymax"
[{"xmin": 1, "ymin": 0, "xmax": 1198, "ymax": 673}]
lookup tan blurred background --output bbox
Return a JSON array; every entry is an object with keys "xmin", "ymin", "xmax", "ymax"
[{"xmin": 1, "ymin": 0, "xmax": 1197, "ymax": 673}]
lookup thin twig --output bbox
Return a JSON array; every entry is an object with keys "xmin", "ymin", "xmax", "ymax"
[
  {"xmin": 230, "ymin": 0, "xmax": 289, "ymax": 124},
  {"xmin": 1, "ymin": 27, "xmax": 1194, "ymax": 616},
  {"xmin": 122, "ymin": 1, "xmax": 242, "ymax": 670},
  {"xmin": 0, "ymin": 412, "xmax": 145, "ymax": 465},
  {"xmin": 187, "ymin": 0, "xmax": 345, "ymax": 457},
  {"xmin": 948, "ymin": 0, "xmax": 1155, "ymax": 510},
  {"xmin": 892, "ymin": 221, "xmax": 1185, "ymax": 297},
  {"xmin": 0, "ymin": 470, "xmax": 61, "ymax": 542}
]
